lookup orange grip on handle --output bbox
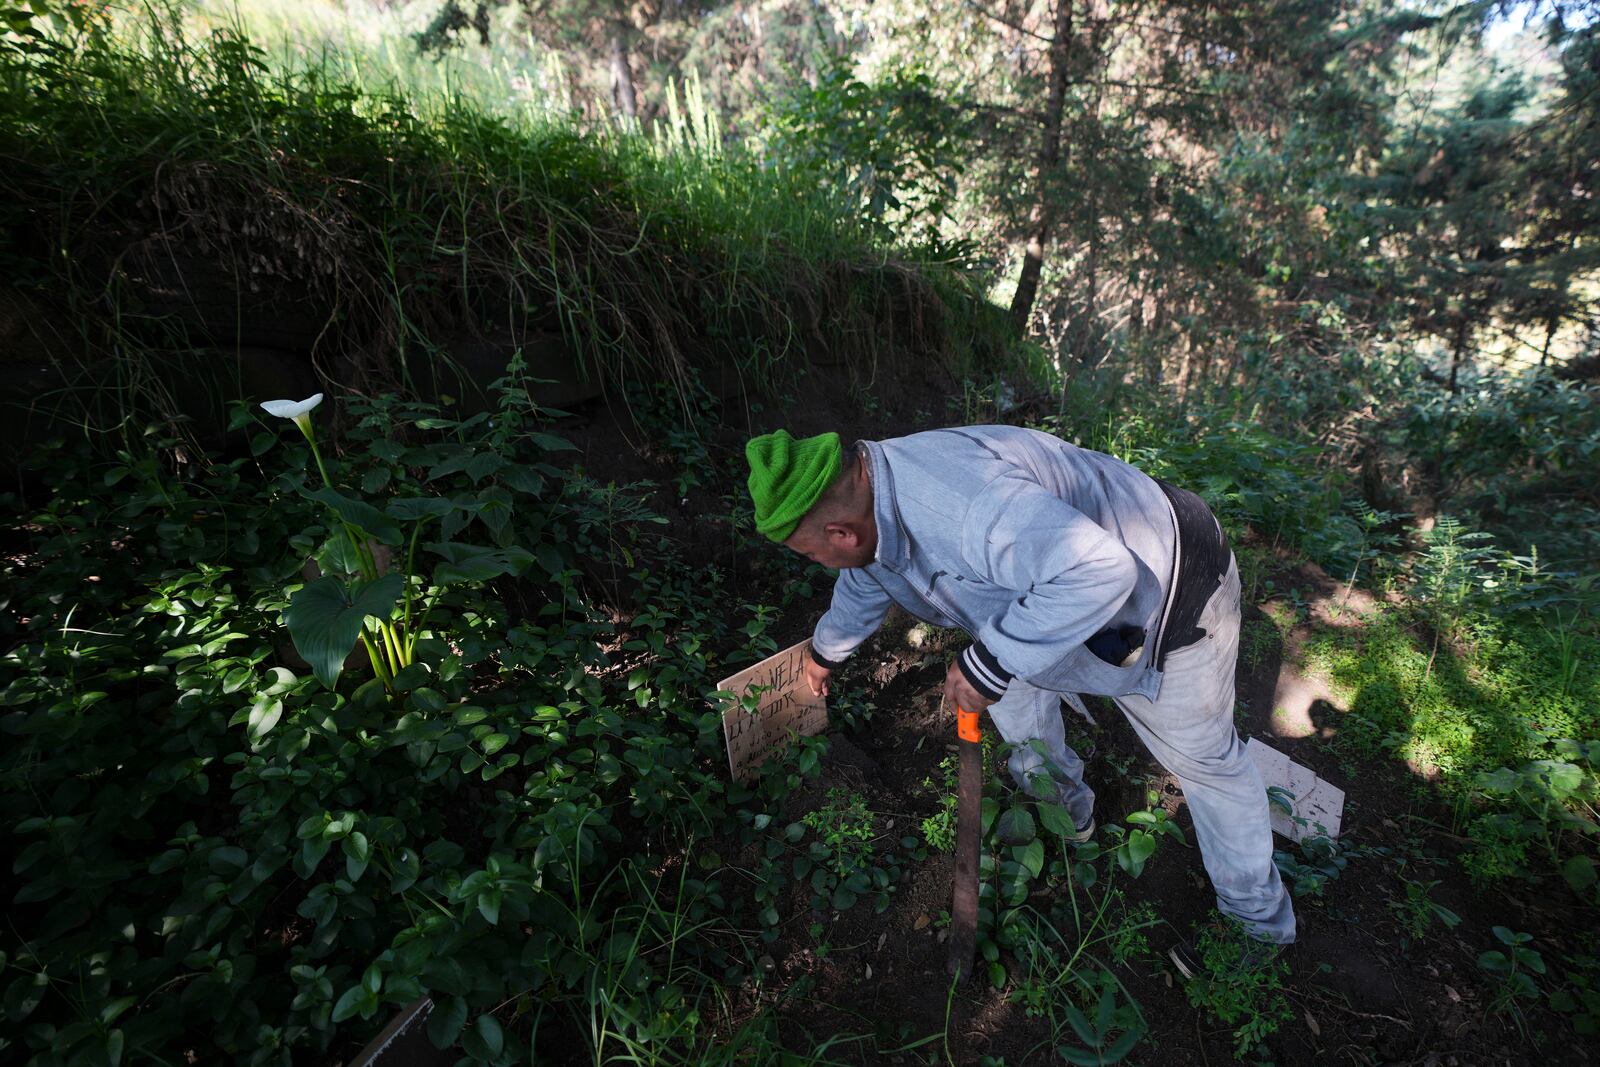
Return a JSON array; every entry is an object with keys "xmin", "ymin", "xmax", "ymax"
[{"xmin": 956, "ymin": 705, "xmax": 981, "ymax": 743}]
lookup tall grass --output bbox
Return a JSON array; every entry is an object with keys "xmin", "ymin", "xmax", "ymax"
[
  {"xmin": 0, "ymin": 10, "xmax": 1012, "ymax": 452},
  {"xmin": 175, "ymin": 0, "xmax": 572, "ymax": 120}
]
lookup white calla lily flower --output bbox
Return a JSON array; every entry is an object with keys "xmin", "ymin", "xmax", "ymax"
[
  {"xmin": 261, "ymin": 393, "xmax": 324, "ymax": 437},
  {"xmin": 261, "ymin": 394, "xmax": 323, "ymax": 419}
]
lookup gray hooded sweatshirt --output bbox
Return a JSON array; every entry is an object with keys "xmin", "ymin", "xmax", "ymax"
[{"xmin": 810, "ymin": 425, "xmax": 1194, "ymax": 701}]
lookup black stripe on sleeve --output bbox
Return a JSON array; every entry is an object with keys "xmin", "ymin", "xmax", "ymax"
[{"xmin": 958, "ymin": 642, "xmax": 1013, "ymax": 702}]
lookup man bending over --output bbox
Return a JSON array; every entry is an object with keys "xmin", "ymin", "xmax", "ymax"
[{"xmin": 744, "ymin": 425, "xmax": 1295, "ymax": 959}]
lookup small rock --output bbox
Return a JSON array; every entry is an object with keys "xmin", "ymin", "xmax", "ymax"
[
  {"xmin": 1445, "ymin": 985, "xmax": 1460, "ymax": 1003},
  {"xmin": 865, "ymin": 963, "xmax": 873, "ymax": 980}
]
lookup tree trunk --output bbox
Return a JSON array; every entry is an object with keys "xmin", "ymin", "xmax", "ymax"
[
  {"xmin": 1080, "ymin": 6, "xmax": 1107, "ymax": 366},
  {"xmin": 1008, "ymin": 0, "xmax": 1075, "ymax": 334},
  {"xmin": 1447, "ymin": 316, "xmax": 1469, "ymax": 395},
  {"xmin": 609, "ymin": 17, "xmax": 639, "ymax": 121}
]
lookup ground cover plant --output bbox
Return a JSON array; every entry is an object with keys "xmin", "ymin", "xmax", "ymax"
[{"xmin": 0, "ymin": 366, "xmax": 853, "ymax": 1064}]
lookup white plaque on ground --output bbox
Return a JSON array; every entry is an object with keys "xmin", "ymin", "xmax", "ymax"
[
  {"xmin": 1246, "ymin": 738, "xmax": 1346, "ymax": 842},
  {"xmin": 717, "ymin": 639, "xmax": 828, "ymax": 783}
]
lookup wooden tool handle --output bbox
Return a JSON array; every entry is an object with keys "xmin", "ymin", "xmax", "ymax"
[{"xmin": 947, "ymin": 704, "xmax": 982, "ymax": 983}]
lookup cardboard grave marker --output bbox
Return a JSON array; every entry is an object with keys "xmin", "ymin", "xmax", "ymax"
[
  {"xmin": 1246, "ymin": 738, "xmax": 1346, "ymax": 842},
  {"xmin": 718, "ymin": 639, "xmax": 828, "ymax": 782}
]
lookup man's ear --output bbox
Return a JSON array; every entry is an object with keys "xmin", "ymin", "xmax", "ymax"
[{"xmin": 823, "ymin": 521, "xmax": 860, "ymax": 547}]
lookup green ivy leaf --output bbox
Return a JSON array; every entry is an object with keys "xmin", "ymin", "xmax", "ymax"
[{"xmin": 284, "ymin": 575, "xmax": 404, "ymax": 688}]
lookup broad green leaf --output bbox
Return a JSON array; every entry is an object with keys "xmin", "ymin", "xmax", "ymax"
[
  {"xmin": 1563, "ymin": 855, "xmax": 1597, "ymax": 893},
  {"xmin": 306, "ymin": 487, "xmax": 403, "ymax": 545},
  {"xmin": 209, "ymin": 846, "xmax": 248, "ymax": 874},
  {"xmin": 315, "ymin": 531, "xmax": 365, "ymax": 577},
  {"xmin": 387, "ymin": 496, "xmax": 455, "ymax": 521},
  {"xmin": 1017, "ymin": 839, "xmax": 1045, "ymax": 880},
  {"xmin": 465, "ymin": 452, "xmax": 504, "ymax": 482},
  {"xmin": 535, "ymin": 542, "xmax": 565, "ymax": 576},
  {"xmin": 285, "ymin": 575, "xmax": 404, "ymax": 688},
  {"xmin": 529, "ymin": 432, "xmax": 577, "ymax": 452},
  {"xmin": 344, "ymin": 832, "xmax": 371, "ymax": 881},
  {"xmin": 331, "ymin": 985, "xmax": 367, "ymax": 1023},
  {"xmin": 247, "ymin": 696, "xmax": 282, "ymax": 742},
  {"xmin": 1538, "ymin": 761, "xmax": 1584, "ymax": 797},
  {"xmin": 425, "ymin": 542, "xmax": 534, "ymax": 584},
  {"xmin": 996, "ymin": 806, "xmax": 1036, "ymax": 845},
  {"xmin": 427, "ymin": 996, "xmax": 469, "ymax": 1049},
  {"xmin": 478, "ymin": 888, "xmax": 502, "ymax": 925},
  {"xmin": 391, "ymin": 848, "xmax": 420, "ymax": 893},
  {"xmin": 99, "ymin": 997, "xmax": 136, "ymax": 1025},
  {"xmin": 1037, "ymin": 801, "xmax": 1076, "ymax": 839},
  {"xmin": 1475, "ymin": 768, "xmax": 1520, "ymax": 793},
  {"xmin": 474, "ymin": 1014, "xmax": 504, "ymax": 1058},
  {"xmin": 475, "ymin": 487, "xmax": 513, "ymax": 540},
  {"xmin": 391, "ymin": 662, "xmax": 432, "ymax": 690},
  {"xmin": 1118, "ymin": 829, "xmax": 1157, "ymax": 878}
]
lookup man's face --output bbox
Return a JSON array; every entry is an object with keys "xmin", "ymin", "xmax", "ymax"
[{"xmin": 784, "ymin": 522, "xmax": 874, "ymax": 570}]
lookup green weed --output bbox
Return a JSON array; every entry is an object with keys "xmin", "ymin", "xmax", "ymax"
[
  {"xmin": 920, "ymin": 754, "xmax": 960, "ymax": 853},
  {"xmin": 1388, "ymin": 878, "xmax": 1462, "ymax": 943},
  {"xmin": 1549, "ymin": 949, "xmax": 1600, "ymax": 1037},
  {"xmin": 1477, "ymin": 926, "xmax": 1547, "ymax": 1033},
  {"xmin": 1180, "ymin": 915, "xmax": 1294, "ymax": 1059},
  {"xmin": 788, "ymin": 788, "xmax": 903, "ymax": 914}
]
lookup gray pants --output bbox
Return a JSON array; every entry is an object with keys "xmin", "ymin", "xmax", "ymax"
[{"xmin": 987, "ymin": 559, "xmax": 1296, "ymax": 943}]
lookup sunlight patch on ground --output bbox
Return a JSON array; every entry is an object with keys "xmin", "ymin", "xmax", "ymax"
[{"xmin": 1268, "ymin": 670, "xmax": 1340, "ymax": 740}]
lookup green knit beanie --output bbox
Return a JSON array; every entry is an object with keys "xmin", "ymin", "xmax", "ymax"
[{"xmin": 745, "ymin": 430, "xmax": 842, "ymax": 542}]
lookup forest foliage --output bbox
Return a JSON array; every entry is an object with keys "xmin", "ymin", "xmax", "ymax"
[{"xmin": 0, "ymin": 0, "xmax": 1597, "ymax": 1064}]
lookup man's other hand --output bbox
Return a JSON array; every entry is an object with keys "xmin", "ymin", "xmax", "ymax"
[
  {"xmin": 804, "ymin": 648, "xmax": 833, "ymax": 698},
  {"xmin": 944, "ymin": 660, "xmax": 994, "ymax": 715}
]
